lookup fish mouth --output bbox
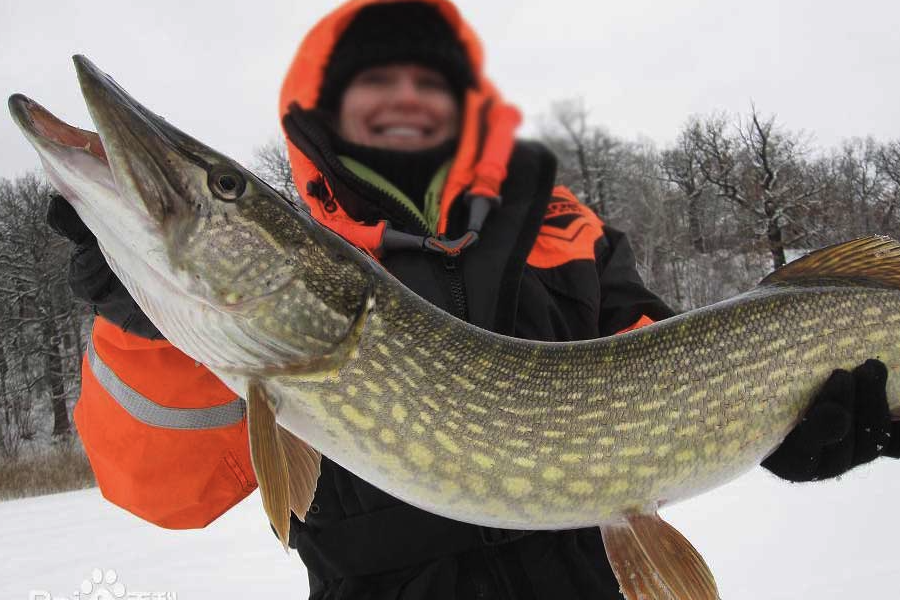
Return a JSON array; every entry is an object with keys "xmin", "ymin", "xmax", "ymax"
[{"xmin": 8, "ymin": 93, "xmax": 108, "ymax": 166}]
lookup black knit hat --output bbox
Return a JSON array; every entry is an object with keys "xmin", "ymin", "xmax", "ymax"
[{"xmin": 317, "ymin": 2, "xmax": 475, "ymax": 111}]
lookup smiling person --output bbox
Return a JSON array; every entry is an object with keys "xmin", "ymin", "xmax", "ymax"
[{"xmin": 46, "ymin": 0, "xmax": 900, "ymax": 599}]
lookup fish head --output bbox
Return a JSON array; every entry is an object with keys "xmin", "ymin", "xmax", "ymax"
[{"xmin": 9, "ymin": 56, "xmax": 375, "ymax": 375}]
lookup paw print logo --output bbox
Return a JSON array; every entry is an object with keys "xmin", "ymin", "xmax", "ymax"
[{"xmin": 78, "ymin": 568, "xmax": 127, "ymax": 600}]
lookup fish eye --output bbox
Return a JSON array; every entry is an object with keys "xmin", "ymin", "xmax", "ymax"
[{"xmin": 208, "ymin": 165, "xmax": 246, "ymax": 201}]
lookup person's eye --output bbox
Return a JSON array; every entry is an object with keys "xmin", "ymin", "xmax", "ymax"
[
  {"xmin": 418, "ymin": 76, "xmax": 450, "ymax": 92},
  {"xmin": 357, "ymin": 71, "xmax": 392, "ymax": 86}
]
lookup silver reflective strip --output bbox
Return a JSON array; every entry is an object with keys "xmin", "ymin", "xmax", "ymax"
[{"xmin": 86, "ymin": 338, "xmax": 246, "ymax": 430}]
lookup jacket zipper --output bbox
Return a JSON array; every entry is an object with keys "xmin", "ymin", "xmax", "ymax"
[
  {"xmin": 285, "ymin": 108, "xmax": 430, "ymax": 235},
  {"xmin": 443, "ymin": 256, "xmax": 468, "ymax": 320}
]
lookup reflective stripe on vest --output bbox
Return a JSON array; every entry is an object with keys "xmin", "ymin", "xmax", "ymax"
[{"xmin": 86, "ymin": 338, "xmax": 246, "ymax": 429}]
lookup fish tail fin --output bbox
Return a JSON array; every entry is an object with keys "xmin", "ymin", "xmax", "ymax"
[
  {"xmin": 760, "ymin": 236, "xmax": 900, "ymax": 289},
  {"xmin": 600, "ymin": 512, "xmax": 719, "ymax": 600}
]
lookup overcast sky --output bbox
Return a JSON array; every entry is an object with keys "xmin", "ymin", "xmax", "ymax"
[{"xmin": 1, "ymin": 0, "xmax": 898, "ymax": 181}]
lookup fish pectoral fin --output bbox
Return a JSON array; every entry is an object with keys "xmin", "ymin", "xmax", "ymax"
[
  {"xmin": 248, "ymin": 380, "xmax": 292, "ymax": 550},
  {"xmin": 600, "ymin": 512, "xmax": 719, "ymax": 600},
  {"xmin": 276, "ymin": 423, "xmax": 321, "ymax": 522}
]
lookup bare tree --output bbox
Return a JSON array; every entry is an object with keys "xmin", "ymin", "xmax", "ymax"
[
  {"xmin": 692, "ymin": 107, "xmax": 821, "ymax": 269},
  {"xmin": 660, "ymin": 118, "xmax": 710, "ymax": 253},
  {"xmin": 542, "ymin": 99, "xmax": 630, "ymax": 217},
  {"xmin": 251, "ymin": 138, "xmax": 301, "ymax": 203}
]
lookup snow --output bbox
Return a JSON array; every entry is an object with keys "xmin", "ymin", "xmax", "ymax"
[{"xmin": 2, "ymin": 461, "xmax": 899, "ymax": 599}]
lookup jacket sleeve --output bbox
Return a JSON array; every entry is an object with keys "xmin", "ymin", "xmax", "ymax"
[
  {"xmin": 74, "ymin": 317, "xmax": 257, "ymax": 529},
  {"xmin": 595, "ymin": 224, "xmax": 676, "ymax": 337}
]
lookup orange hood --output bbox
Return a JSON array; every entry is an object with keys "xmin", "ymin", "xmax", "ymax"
[{"xmin": 279, "ymin": 0, "xmax": 521, "ymax": 241}]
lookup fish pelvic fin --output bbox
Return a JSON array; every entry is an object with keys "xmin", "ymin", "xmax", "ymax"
[
  {"xmin": 600, "ymin": 512, "xmax": 719, "ymax": 600},
  {"xmin": 760, "ymin": 236, "xmax": 900, "ymax": 289},
  {"xmin": 276, "ymin": 423, "xmax": 322, "ymax": 522},
  {"xmin": 248, "ymin": 380, "xmax": 292, "ymax": 550}
]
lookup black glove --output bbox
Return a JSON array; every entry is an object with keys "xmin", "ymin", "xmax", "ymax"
[
  {"xmin": 762, "ymin": 359, "xmax": 900, "ymax": 482},
  {"xmin": 47, "ymin": 194, "xmax": 163, "ymax": 340}
]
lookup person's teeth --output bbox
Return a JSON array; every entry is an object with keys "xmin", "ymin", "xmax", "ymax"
[{"xmin": 380, "ymin": 127, "xmax": 423, "ymax": 137}]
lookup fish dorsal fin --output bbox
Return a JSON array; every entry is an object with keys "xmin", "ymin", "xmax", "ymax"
[{"xmin": 760, "ymin": 236, "xmax": 900, "ymax": 289}]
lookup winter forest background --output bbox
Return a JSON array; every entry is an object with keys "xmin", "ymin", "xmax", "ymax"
[{"xmin": 2, "ymin": 101, "xmax": 899, "ymax": 498}]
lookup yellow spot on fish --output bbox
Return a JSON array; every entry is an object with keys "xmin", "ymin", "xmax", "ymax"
[
  {"xmin": 568, "ymin": 480, "xmax": 594, "ymax": 495},
  {"xmin": 465, "ymin": 473, "xmax": 488, "ymax": 495},
  {"xmin": 385, "ymin": 378, "xmax": 402, "ymax": 394},
  {"xmin": 649, "ymin": 424, "xmax": 669, "ymax": 436},
  {"xmin": 402, "ymin": 356, "xmax": 426, "ymax": 377},
  {"xmin": 467, "ymin": 423, "xmax": 485, "ymax": 435},
  {"xmin": 543, "ymin": 430, "xmax": 565, "ymax": 439},
  {"xmin": 392, "ymin": 403, "xmax": 407, "ymax": 423},
  {"xmin": 589, "ymin": 464, "xmax": 611, "ymax": 477},
  {"xmin": 866, "ymin": 330, "xmax": 888, "ymax": 343},
  {"xmin": 655, "ymin": 443, "xmax": 672, "ymax": 458},
  {"xmin": 421, "ymin": 396, "xmax": 440, "ymax": 411},
  {"xmin": 407, "ymin": 442, "xmax": 434, "ymax": 468},
  {"xmin": 503, "ymin": 477, "xmax": 532, "ymax": 497},
  {"xmin": 412, "ymin": 423, "xmax": 426, "ymax": 434},
  {"xmin": 439, "ymin": 480, "xmax": 461, "ymax": 496},
  {"xmin": 376, "ymin": 343, "xmax": 392, "ymax": 357},
  {"xmin": 435, "ymin": 430, "xmax": 461, "ymax": 454},
  {"xmin": 379, "ymin": 429, "xmax": 397, "ymax": 444},
  {"xmin": 619, "ymin": 446, "xmax": 646, "ymax": 458},
  {"xmin": 472, "ymin": 453, "xmax": 495, "ymax": 470},
  {"xmin": 687, "ymin": 389, "xmax": 708, "ymax": 403},
  {"xmin": 419, "ymin": 411, "xmax": 433, "ymax": 425},
  {"xmin": 364, "ymin": 381, "xmax": 384, "ymax": 395},
  {"xmin": 541, "ymin": 466, "xmax": 566, "ymax": 481},
  {"xmin": 325, "ymin": 393, "xmax": 343, "ymax": 404},
  {"xmin": 675, "ymin": 449, "xmax": 695, "ymax": 462},
  {"xmin": 514, "ymin": 457, "xmax": 536, "ymax": 469},
  {"xmin": 560, "ymin": 453, "xmax": 583, "ymax": 464},
  {"xmin": 341, "ymin": 405, "xmax": 375, "ymax": 430},
  {"xmin": 441, "ymin": 461, "xmax": 461, "ymax": 475},
  {"xmin": 636, "ymin": 465, "xmax": 659, "ymax": 478},
  {"xmin": 346, "ymin": 385, "xmax": 358, "ymax": 397},
  {"xmin": 703, "ymin": 441, "xmax": 717, "ymax": 457},
  {"xmin": 466, "ymin": 402, "xmax": 488, "ymax": 415},
  {"xmin": 368, "ymin": 359, "xmax": 385, "ymax": 373},
  {"xmin": 599, "ymin": 437, "xmax": 615, "ymax": 447},
  {"xmin": 608, "ymin": 479, "xmax": 630, "ymax": 494}
]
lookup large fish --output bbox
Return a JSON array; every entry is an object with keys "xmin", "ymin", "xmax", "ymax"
[{"xmin": 9, "ymin": 56, "xmax": 900, "ymax": 600}]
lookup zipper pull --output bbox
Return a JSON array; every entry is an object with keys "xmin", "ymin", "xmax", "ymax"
[{"xmin": 306, "ymin": 176, "xmax": 337, "ymax": 213}]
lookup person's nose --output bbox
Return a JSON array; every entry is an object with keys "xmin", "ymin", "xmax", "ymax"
[{"xmin": 390, "ymin": 75, "xmax": 423, "ymax": 108}]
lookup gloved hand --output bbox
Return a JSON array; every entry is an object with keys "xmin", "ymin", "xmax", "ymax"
[
  {"xmin": 762, "ymin": 359, "xmax": 900, "ymax": 482},
  {"xmin": 46, "ymin": 194, "xmax": 163, "ymax": 340}
]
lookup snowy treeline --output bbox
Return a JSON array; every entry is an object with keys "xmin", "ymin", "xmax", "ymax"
[
  {"xmin": 541, "ymin": 100, "xmax": 900, "ymax": 310},
  {"xmin": 0, "ymin": 175, "xmax": 89, "ymax": 464}
]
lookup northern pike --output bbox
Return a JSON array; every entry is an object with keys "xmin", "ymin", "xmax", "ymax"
[{"xmin": 10, "ymin": 56, "xmax": 900, "ymax": 600}]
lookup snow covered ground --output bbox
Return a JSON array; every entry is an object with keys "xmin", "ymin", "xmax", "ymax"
[{"xmin": 2, "ymin": 461, "xmax": 898, "ymax": 600}]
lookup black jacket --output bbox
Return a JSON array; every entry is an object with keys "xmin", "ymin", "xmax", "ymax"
[{"xmin": 284, "ymin": 136, "xmax": 674, "ymax": 600}]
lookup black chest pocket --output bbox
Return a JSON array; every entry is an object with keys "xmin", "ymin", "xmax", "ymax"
[{"xmin": 513, "ymin": 260, "xmax": 602, "ymax": 342}]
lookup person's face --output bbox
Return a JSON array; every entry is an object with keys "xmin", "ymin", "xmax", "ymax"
[{"xmin": 338, "ymin": 63, "xmax": 460, "ymax": 151}]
